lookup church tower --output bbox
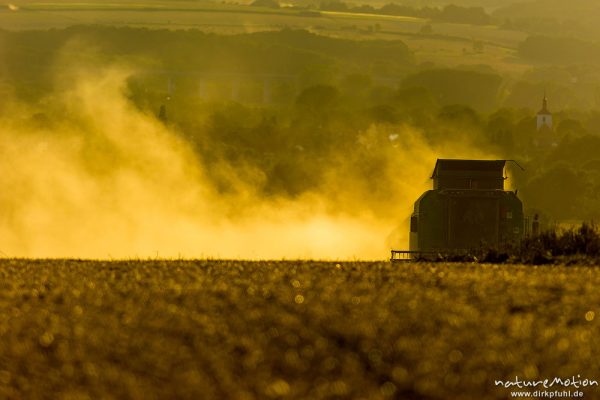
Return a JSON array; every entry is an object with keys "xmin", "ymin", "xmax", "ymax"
[{"xmin": 536, "ymin": 93, "xmax": 552, "ymax": 131}]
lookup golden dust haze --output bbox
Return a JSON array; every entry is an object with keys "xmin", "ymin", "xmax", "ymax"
[{"xmin": 0, "ymin": 65, "xmax": 496, "ymax": 260}]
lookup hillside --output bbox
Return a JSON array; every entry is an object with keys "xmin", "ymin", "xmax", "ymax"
[
  {"xmin": 494, "ymin": 0, "xmax": 600, "ymax": 40},
  {"xmin": 0, "ymin": 1, "xmax": 529, "ymax": 76}
]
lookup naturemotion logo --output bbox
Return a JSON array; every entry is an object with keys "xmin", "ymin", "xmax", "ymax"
[{"xmin": 495, "ymin": 376, "xmax": 598, "ymax": 390}]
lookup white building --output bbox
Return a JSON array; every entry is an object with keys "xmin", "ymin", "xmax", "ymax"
[{"xmin": 536, "ymin": 94, "xmax": 553, "ymax": 131}]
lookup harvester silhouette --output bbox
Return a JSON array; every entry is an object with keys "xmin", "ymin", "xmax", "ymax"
[{"xmin": 391, "ymin": 159, "xmax": 524, "ymax": 261}]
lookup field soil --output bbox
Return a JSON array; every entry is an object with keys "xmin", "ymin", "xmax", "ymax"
[{"xmin": 0, "ymin": 260, "xmax": 598, "ymax": 399}]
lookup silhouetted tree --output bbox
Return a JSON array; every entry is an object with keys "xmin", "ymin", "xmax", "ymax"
[{"xmin": 158, "ymin": 104, "xmax": 167, "ymax": 122}]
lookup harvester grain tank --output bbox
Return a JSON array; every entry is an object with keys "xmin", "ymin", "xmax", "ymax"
[{"xmin": 394, "ymin": 159, "xmax": 523, "ymax": 260}]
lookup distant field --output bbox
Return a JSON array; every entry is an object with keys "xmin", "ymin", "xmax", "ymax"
[
  {"xmin": 0, "ymin": 259, "xmax": 599, "ymax": 398},
  {"xmin": 0, "ymin": 1, "xmax": 529, "ymax": 74}
]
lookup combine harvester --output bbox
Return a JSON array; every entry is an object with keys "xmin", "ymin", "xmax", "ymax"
[{"xmin": 391, "ymin": 159, "xmax": 524, "ymax": 261}]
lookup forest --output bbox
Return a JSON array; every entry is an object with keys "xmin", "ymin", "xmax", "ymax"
[{"xmin": 1, "ymin": 25, "xmax": 600, "ymax": 234}]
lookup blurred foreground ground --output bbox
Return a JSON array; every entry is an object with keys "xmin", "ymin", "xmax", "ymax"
[{"xmin": 0, "ymin": 260, "xmax": 599, "ymax": 399}]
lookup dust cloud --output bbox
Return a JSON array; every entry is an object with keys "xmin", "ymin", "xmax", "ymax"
[{"xmin": 0, "ymin": 67, "xmax": 495, "ymax": 260}]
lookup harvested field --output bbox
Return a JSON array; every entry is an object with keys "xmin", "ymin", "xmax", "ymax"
[{"xmin": 0, "ymin": 260, "xmax": 599, "ymax": 399}]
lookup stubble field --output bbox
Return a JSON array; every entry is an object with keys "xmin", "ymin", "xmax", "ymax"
[{"xmin": 0, "ymin": 259, "xmax": 599, "ymax": 399}]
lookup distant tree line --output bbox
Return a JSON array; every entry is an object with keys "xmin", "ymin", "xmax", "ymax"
[
  {"xmin": 161, "ymin": 74, "xmax": 600, "ymax": 223},
  {"xmin": 0, "ymin": 26, "xmax": 413, "ymax": 101},
  {"xmin": 316, "ymin": 2, "xmax": 492, "ymax": 26},
  {"xmin": 249, "ymin": 0, "xmax": 492, "ymax": 25}
]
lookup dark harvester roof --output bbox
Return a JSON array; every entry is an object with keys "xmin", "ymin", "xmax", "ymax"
[{"xmin": 431, "ymin": 159, "xmax": 506, "ymax": 178}]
